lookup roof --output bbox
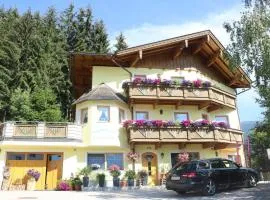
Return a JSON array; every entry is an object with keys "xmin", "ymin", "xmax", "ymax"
[{"xmin": 73, "ymin": 83, "xmax": 127, "ymax": 105}]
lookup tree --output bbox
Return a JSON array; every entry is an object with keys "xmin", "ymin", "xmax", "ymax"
[
  {"xmin": 91, "ymin": 20, "xmax": 110, "ymax": 53},
  {"xmin": 224, "ymin": 0, "xmax": 270, "ymax": 168},
  {"xmin": 114, "ymin": 32, "xmax": 128, "ymax": 52}
]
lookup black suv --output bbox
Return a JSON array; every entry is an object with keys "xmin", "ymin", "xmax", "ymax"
[{"xmin": 166, "ymin": 158, "xmax": 259, "ymax": 196}]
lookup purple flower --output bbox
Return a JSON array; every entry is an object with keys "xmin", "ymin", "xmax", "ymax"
[
  {"xmin": 27, "ymin": 169, "xmax": 41, "ymax": 181},
  {"xmin": 144, "ymin": 120, "xmax": 153, "ymax": 127},
  {"xmin": 152, "ymin": 120, "xmax": 163, "ymax": 128},
  {"xmin": 193, "ymin": 79, "xmax": 202, "ymax": 87},
  {"xmin": 166, "ymin": 121, "xmax": 175, "ymax": 127},
  {"xmin": 181, "ymin": 120, "xmax": 191, "ymax": 128},
  {"xmin": 57, "ymin": 181, "xmax": 71, "ymax": 191},
  {"xmin": 181, "ymin": 80, "xmax": 192, "ymax": 87},
  {"xmin": 202, "ymin": 81, "xmax": 211, "ymax": 88},
  {"xmin": 133, "ymin": 78, "xmax": 142, "ymax": 84},
  {"xmin": 161, "ymin": 79, "xmax": 172, "ymax": 86},
  {"xmin": 135, "ymin": 120, "xmax": 145, "ymax": 127}
]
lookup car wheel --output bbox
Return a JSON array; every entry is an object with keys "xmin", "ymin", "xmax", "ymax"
[
  {"xmin": 247, "ymin": 174, "xmax": 257, "ymax": 188},
  {"xmin": 203, "ymin": 179, "xmax": 216, "ymax": 196},
  {"xmin": 176, "ymin": 191, "xmax": 186, "ymax": 195}
]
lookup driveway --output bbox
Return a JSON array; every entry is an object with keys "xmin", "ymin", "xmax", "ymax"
[{"xmin": 0, "ymin": 183, "xmax": 269, "ymax": 200}]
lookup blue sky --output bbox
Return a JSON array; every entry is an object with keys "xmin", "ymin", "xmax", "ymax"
[{"xmin": 2, "ymin": 0, "xmax": 265, "ymax": 122}]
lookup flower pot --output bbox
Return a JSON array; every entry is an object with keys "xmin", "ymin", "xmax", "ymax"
[
  {"xmin": 74, "ymin": 184, "xmax": 82, "ymax": 191},
  {"xmin": 27, "ymin": 178, "xmax": 36, "ymax": 191},
  {"xmin": 127, "ymin": 179, "xmax": 134, "ymax": 187},
  {"xmin": 120, "ymin": 180, "xmax": 127, "ymax": 187},
  {"xmin": 83, "ymin": 176, "xmax": 89, "ymax": 187},
  {"xmin": 98, "ymin": 176, "xmax": 105, "ymax": 187},
  {"xmin": 113, "ymin": 177, "xmax": 120, "ymax": 187}
]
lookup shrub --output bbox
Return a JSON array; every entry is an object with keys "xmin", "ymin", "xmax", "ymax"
[
  {"xmin": 125, "ymin": 170, "xmax": 136, "ymax": 180},
  {"xmin": 57, "ymin": 180, "xmax": 71, "ymax": 191}
]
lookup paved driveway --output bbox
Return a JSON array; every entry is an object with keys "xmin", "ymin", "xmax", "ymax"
[{"xmin": 0, "ymin": 183, "xmax": 269, "ymax": 200}]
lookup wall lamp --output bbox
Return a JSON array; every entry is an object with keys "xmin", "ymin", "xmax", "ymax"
[{"xmin": 161, "ymin": 152, "xmax": 165, "ymax": 159}]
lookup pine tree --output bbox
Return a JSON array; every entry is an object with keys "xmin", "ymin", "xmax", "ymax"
[
  {"xmin": 114, "ymin": 32, "xmax": 128, "ymax": 52},
  {"xmin": 91, "ymin": 20, "xmax": 110, "ymax": 53}
]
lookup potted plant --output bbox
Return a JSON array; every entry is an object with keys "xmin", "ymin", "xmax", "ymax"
[
  {"xmin": 79, "ymin": 166, "xmax": 91, "ymax": 187},
  {"xmin": 97, "ymin": 173, "xmax": 105, "ymax": 187},
  {"xmin": 26, "ymin": 169, "xmax": 40, "ymax": 191},
  {"xmin": 57, "ymin": 180, "xmax": 71, "ymax": 191},
  {"xmin": 120, "ymin": 177, "xmax": 127, "ymax": 188},
  {"xmin": 71, "ymin": 176, "xmax": 82, "ymax": 191},
  {"xmin": 124, "ymin": 170, "xmax": 136, "ymax": 187},
  {"xmin": 138, "ymin": 170, "xmax": 148, "ymax": 185},
  {"xmin": 109, "ymin": 165, "xmax": 121, "ymax": 187}
]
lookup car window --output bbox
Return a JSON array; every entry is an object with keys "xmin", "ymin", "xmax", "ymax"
[
  {"xmin": 222, "ymin": 160, "xmax": 238, "ymax": 168},
  {"xmin": 172, "ymin": 162, "xmax": 197, "ymax": 174},
  {"xmin": 198, "ymin": 161, "xmax": 210, "ymax": 169},
  {"xmin": 211, "ymin": 160, "xmax": 226, "ymax": 169}
]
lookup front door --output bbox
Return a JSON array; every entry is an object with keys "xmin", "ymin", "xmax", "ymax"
[
  {"xmin": 46, "ymin": 154, "xmax": 63, "ymax": 190},
  {"xmin": 142, "ymin": 152, "xmax": 158, "ymax": 185}
]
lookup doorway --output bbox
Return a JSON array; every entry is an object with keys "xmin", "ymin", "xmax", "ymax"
[
  {"xmin": 142, "ymin": 152, "xmax": 158, "ymax": 185},
  {"xmin": 45, "ymin": 154, "xmax": 63, "ymax": 190}
]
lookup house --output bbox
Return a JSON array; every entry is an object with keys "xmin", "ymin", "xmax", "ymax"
[{"xmin": 0, "ymin": 30, "xmax": 251, "ymax": 189}]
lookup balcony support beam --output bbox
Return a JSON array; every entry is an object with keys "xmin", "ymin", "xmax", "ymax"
[
  {"xmin": 175, "ymin": 101, "xmax": 183, "ymax": 110},
  {"xmin": 207, "ymin": 104, "xmax": 220, "ymax": 112},
  {"xmin": 207, "ymin": 50, "xmax": 221, "ymax": 67},
  {"xmin": 131, "ymin": 50, "xmax": 143, "ymax": 67},
  {"xmin": 214, "ymin": 143, "xmax": 229, "ymax": 150},
  {"xmin": 198, "ymin": 102, "xmax": 210, "ymax": 110},
  {"xmin": 178, "ymin": 143, "xmax": 186, "ymax": 149},
  {"xmin": 202, "ymin": 142, "xmax": 215, "ymax": 149}
]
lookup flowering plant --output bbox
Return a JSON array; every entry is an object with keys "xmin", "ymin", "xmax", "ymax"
[
  {"xmin": 27, "ymin": 169, "xmax": 40, "ymax": 181},
  {"xmin": 212, "ymin": 121, "xmax": 229, "ymax": 129},
  {"xmin": 57, "ymin": 180, "xmax": 71, "ymax": 191},
  {"xmin": 127, "ymin": 152, "xmax": 140, "ymax": 161},
  {"xmin": 181, "ymin": 120, "xmax": 191, "ymax": 128},
  {"xmin": 202, "ymin": 81, "xmax": 211, "ymax": 88},
  {"xmin": 109, "ymin": 165, "xmax": 121, "ymax": 177},
  {"xmin": 177, "ymin": 152, "xmax": 189, "ymax": 163},
  {"xmin": 181, "ymin": 80, "xmax": 192, "ymax": 87},
  {"xmin": 193, "ymin": 79, "xmax": 202, "ymax": 87}
]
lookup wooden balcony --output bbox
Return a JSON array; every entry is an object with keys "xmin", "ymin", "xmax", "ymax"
[
  {"xmin": 125, "ymin": 84, "xmax": 236, "ymax": 111},
  {"xmin": 0, "ymin": 122, "xmax": 82, "ymax": 141},
  {"xmin": 127, "ymin": 127, "xmax": 243, "ymax": 149}
]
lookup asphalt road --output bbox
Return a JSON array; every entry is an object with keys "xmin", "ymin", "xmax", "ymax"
[{"xmin": 0, "ymin": 183, "xmax": 269, "ymax": 200}]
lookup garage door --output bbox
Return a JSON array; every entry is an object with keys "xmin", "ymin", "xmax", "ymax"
[{"xmin": 6, "ymin": 153, "xmax": 47, "ymax": 190}]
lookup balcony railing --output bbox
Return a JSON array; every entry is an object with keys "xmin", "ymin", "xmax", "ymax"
[
  {"xmin": 125, "ymin": 84, "xmax": 236, "ymax": 109},
  {"xmin": 127, "ymin": 127, "xmax": 243, "ymax": 146},
  {"xmin": 0, "ymin": 122, "xmax": 82, "ymax": 141}
]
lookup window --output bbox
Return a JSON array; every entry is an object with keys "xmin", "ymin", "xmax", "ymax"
[
  {"xmin": 27, "ymin": 154, "xmax": 44, "ymax": 160},
  {"xmin": 97, "ymin": 106, "xmax": 110, "ymax": 122},
  {"xmin": 87, "ymin": 154, "xmax": 105, "ymax": 170},
  {"xmin": 210, "ymin": 160, "xmax": 226, "ymax": 169},
  {"xmin": 119, "ymin": 109, "xmax": 125, "ymax": 123},
  {"xmin": 7, "ymin": 153, "xmax": 25, "ymax": 160},
  {"xmin": 134, "ymin": 75, "xmax": 146, "ymax": 80},
  {"xmin": 215, "ymin": 116, "xmax": 229, "ymax": 125},
  {"xmin": 198, "ymin": 161, "xmax": 210, "ymax": 169},
  {"xmin": 87, "ymin": 153, "xmax": 124, "ymax": 170},
  {"xmin": 48, "ymin": 154, "xmax": 62, "ymax": 161},
  {"xmin": 202, "ymin": 114, "xmax": 209, "ymax": 120},
  {"xmin": 136, "ymin": 111, "xmax": 149, "ymax": 120},
  {"xmin": 228, "ymin": 155, "xmax": 236, "ymax": 162},
  {"xmin": 171, "ymin": 76, "xmax": 184, "ymax": 84},
  {"xmin": 174, "ymin": 112, "xmax": 189, "ymax": 121},
  {"xmin": 81, "ymin": 109, "xmax": 88, "ymax": 124},
  {"xmin": 106, "ymin": 153, "xmax": 124, "ymax": 170}
]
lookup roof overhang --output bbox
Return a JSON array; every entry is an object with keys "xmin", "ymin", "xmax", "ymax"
[{"xmin": 70, "ymin": 30, "xmax": 251, "ymax": 89}]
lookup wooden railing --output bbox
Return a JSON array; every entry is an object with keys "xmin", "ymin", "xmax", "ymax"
[
  {"xmin": 126, "ymin": 85, "xmax": 236, "ymax": 109},
  {"xmin": 127, "ymin": 127, "xmax": 243, "ymax": 144},
  {"xmin": 0, "ymin": 122, "xmax": 82, "ymax": 141},
  {"xmin": 13, "ymin": 124, "xmax": 37, "ymax": 137}
]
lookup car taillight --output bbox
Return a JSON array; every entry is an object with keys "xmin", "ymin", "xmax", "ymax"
[{"xmin": 182, "ymin": 172, "xmax": 197, "ymax": 178}]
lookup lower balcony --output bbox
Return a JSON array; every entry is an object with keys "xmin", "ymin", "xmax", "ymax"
[
  {"xmin": 127, "ymin": 127, "xmax": 243, "ymax": 149},
  {"xmin": 0, "ymin": 122, "xmax": 82, "ymax": 142}
]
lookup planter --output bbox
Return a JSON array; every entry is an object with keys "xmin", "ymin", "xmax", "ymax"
[
  {"xmin": 98, "ymin": 176, "xmax": 105, "ymax": 187},
  {"xmin": 127, "ymin": 179, "xmax": 134, "ymax": 187},
  {"xmin": 27, "ymin": 178, "xmax": 36, "ymax": 191},
  {"xmin": 113, "ymin": 177, "xmax": 120, "ymax": 187},
  {"xmin": 120, "ymin": 180, "xmax": 127, "ymax": 187},
  {"xmin": 141, "ymin": 176, "xmax": 148, "ymax": 185},
  {"xmin": 83, "ymin": 176, "xmax": 89, "ymax": 187},
  {"xmin": 74, "ymin": 184, "xmax": 82, "ymax": 191}
]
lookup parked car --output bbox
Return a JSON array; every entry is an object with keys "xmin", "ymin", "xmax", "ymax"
[{"xmin": 166, "ymin": 158, "xmax": 259, "ymax": 196}]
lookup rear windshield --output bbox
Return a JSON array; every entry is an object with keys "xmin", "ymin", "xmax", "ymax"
[{"xmin": 171, "ymin": 162, "xmax": 197, "ymax": 175}]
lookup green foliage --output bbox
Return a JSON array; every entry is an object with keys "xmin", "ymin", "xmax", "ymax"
[
  {"xmin": 224, "ymin": 0, "xmax": 270, "ymax": 169},
  {"xmin": 79, "ymin": 166, "xmax": 92, "ymax": 176},
  {"xmin": 124, "ymin": 170, "xmax": 136, "ymax": 180},
  {"xmin": 0, "ymin": 4, "xmax": 112, "ymax": 122},
  {"xmin": 114, "ymin": 32, "xmax": 128, "ymax": 52}
]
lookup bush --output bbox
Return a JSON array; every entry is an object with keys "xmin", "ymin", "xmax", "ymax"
[
  {"xmin": 57, "ymin": 180, "xmax": 71, "ymax": 191},
  {"xmin": 124, "ymin": 170, "xmax": 136, "ymax": 180}
]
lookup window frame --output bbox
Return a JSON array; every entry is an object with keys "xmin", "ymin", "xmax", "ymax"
[
  {"xmin": 119, "ymin": 108, "xmax": 125, "ymax": 123},
  {"xmin": 87, "ymin": 153, "xmax": 124, "ymax": 170},
  {"xmin": 214, "ymin": 115, "xmax": 230, "ymax": 127},
  {"xmin": 97, "ymin": 106, "xmax": 110, "ymax": 122},
  {"xmin": 81, "ymin": 108, "xmax": 88, "ymax": 124},
  {"xmin": 135, "ymin": 111, "xmax": 149, "ymax": 120},
  {"xmin": 174, "ymin": 112, "xmax": 189, "ymax": 121}
]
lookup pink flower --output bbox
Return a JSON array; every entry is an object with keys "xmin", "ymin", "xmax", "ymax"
[
  {"xmin": 193, "ymin": 79, "xmax": 202, "ymax": 87},
  {"xmin": 181, "ymin": 120, "xmax": 191, "ymax": 128},
  {"xmin": 123, "ymin": 120, "xmax": 133, "ymax": 128}
]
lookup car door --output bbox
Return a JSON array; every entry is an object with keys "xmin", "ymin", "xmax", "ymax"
[
  {"xmin": 210, "ymin": 160, "xmax": 230, "ymax": 189},
  {"xmin": 225, "ymin": 160, "xmax": 246, "ymax": 186}
]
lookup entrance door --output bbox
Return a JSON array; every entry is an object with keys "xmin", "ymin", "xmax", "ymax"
[
  {"xmin": 46, "ymin": 154, "xmax": 63, "ymax": 190},
  {"xmin": 142, "ymin": 152, "xmax": 158, "ymax": 185}
]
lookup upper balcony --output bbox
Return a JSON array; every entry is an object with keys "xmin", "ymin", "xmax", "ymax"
[
  {"xmin": 0, "ymin": 122, "xmax": 82, "ymax": 143},
  {"xmin": 122, "ymin": 79, "xmax": 236, "ymax": 112}
]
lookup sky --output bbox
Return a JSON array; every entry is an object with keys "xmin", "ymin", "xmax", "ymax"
[{"xmin": 1, "ymin": 0, "xmax": 265, "ymax": 122}]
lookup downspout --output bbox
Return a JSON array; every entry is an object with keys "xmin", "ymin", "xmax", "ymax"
[{"xmin": 111, "ymin": 56, "xmax": 135, "ymax": 170}]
